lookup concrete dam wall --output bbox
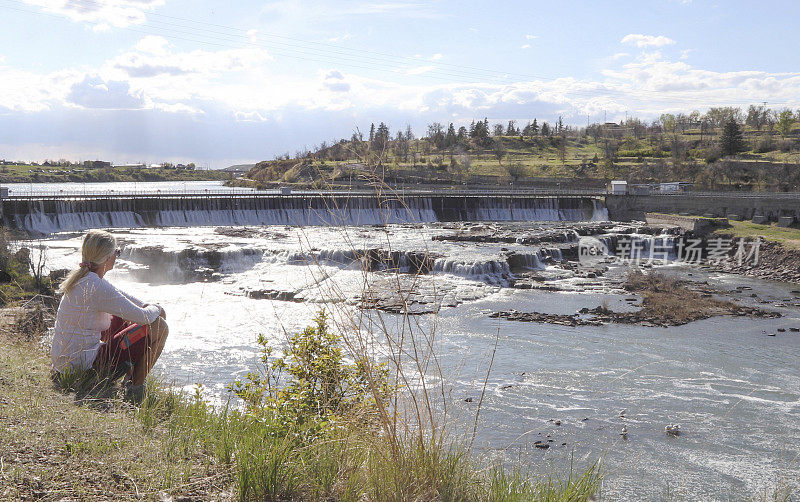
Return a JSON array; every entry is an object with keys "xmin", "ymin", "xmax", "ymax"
[
  {"xmin": 606, "ymin": 194, "xmax": 800, "ymax": 222},
  {"xmin": 3, "ymin": 194, "xmax": 608, "ymax": 234}
]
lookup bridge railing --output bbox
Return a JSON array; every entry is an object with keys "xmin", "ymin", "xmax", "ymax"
[
  {"xmin": 5, "ymin": 187, "xmax": 800, "ymax": 200},
  {"xmin": 2, "ymin": 187, "xmax": 608, "ymax": 199}
]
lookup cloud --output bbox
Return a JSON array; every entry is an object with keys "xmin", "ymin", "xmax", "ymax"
[
  {"xmin": 406, "ymin": 65, "xmax": 435, "ymax": 75},
  {"xmin": 612, "ymin": 52, "xmax": 630, "ymax": 60},
  {"xmin": 112, "ymin": 41, "xmax": 272, "ymax": 78},
  {"xmin": 66, "ymin": 75, "xmax": 145, "ymax": 109},
  {"xmin": 134, "ymin": 35, "xmax": 169, "ymax": 55},
  {"xmin": 525, "ymin": 34, "xmax": 537, "ymax": 40},
  {"xmin": 22, "ymin": 0, "xmax": 164, "ymax": 29},
  {"xmin": 621, "ymin": 34, "xmax": 676, "ymax": 48},
  {"xmin": 520, "ymin": 44, "xmax": 531, "ymax": 50},
  {"xmin": 430, "ymin": 53, "xmax": 443, "ymax": 61},
  {"xmin": 235, "ymin": 111, "xmax": 268, "ymax": 122},
  {"xmin": 4, "ymin": 29, "xmax": 800, "ymax": 167},
  {"xmin": 322, "ymin": 69, "xmax": 351, "ymax": 92}
]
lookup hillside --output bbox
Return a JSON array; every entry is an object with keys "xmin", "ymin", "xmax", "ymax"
[{"xmin": 240, "ymin": 112, "xmax": 800, "ymax": 191}]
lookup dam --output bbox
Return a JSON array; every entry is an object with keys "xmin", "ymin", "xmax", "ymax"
[{"xmin": 0, "ymin": 190, "xmax": 609, "ymax": 234}]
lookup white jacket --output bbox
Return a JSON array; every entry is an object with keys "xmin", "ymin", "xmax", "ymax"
[{"xmin": 51, "ymin": 272, "xmax": 161, "ymax": 371}]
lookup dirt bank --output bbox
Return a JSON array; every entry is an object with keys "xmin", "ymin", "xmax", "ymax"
[{"xmin": 491, "ymin": 271, "xmax": 781, "ymax": 328}]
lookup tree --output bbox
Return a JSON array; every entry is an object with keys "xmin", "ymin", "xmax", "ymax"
[
  {"xmin": 746, "ymin": 105, "xmax": 769, "ymax": 131},
  {"xmin": 404, "ymin": 124, "xmax": 415, "ymax": 142},
  {"xmin": 491, "ymin": 138, "xmax": 506, "ymax": 166},
  {"xmin": 469, "ymin": 118, "xmax": 491, "ymax": 146},
  {"xmin": 706, "ymin": 107, "xmax": 743, "ymax": 130},
  {"xmin": 372, "ymin": 122, "xmax": 390, "ymax": 153},
  {"xmin": 493, "ymin": 123, "xmax": 504, "ymax": 137},
  {"xmin": 540, "ymin": 121, "xmax": 551, "ymax": 137},
  {"xmin": 720, "ymin": 119, "xmax": 746, "ymax": 156},
  {"xmin": 505, "ymin": 162, "xmax": 526, "ymax": 182},
  {"xmin": 445, "ymin": 123, "xmax": 457, "ymax": 147},
  {"xmin": 531, "ymin": 118, "xmax": 539, "ymax": 136},
  {"xmin": 660, "ymin": 113, "xmax": 676, "ymax": 134},
  {"xmin": 777, "ymin": 109, "xmax": 796, "ymax": 138},
  {"xmin": 557, "ymin": 136, "xmax": 567, "ymax": 164},
  {"xmin": 426, "ymin": 122, "xmax": 445, "ymax": 150},
  {"xmin": 506, "ymin": 120, "xmax": 517, "ymax": 136}
]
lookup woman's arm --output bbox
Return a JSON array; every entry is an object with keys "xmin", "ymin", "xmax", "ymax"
[{"xmin": 94, "ymin": 281, "xmax": 161, "ymax": 325}]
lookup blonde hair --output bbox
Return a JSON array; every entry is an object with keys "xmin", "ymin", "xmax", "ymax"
[{"xmin": 59, "ymin": 230, "xmax": 117, "ymax": 294}]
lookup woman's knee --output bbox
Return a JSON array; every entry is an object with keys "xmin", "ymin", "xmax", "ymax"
[{"xmin": 151, "ymin": 317, "xmax": 169, "ymax": 337}]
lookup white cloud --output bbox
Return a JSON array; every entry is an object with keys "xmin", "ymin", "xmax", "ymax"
[
  {"xmin": 322, "ymin": 69, "xmax": 351, "ymax": 92},
  {"xmin": 612, "ymin": 52, "xmax": 630, "ymax": 60},
  {"xmin": 406, "ymin": 65, "xmax": 435, "ymax": 75},
  {"xmin": 134, "ymin": 35, "xmax": 170, "ymax": 55},
  {"xmin": 4, "ymin": 30, "xmax": 800, "ymax": 166},
  {"xmin": 67, "ymin": 75, "xmax": 145, "ymax": 109},
  {"xmin": 430, "ymin": 53, "xmax": 443, "ymax": 61},
  {"xmin": 525, "ymin": 34, "xmax": 537, "ymax": 40},
  {"xmin": 22, "ymin": 0, "xmax": 165, "ymax": 29},
  {"xmin": 234, "ymin": 111, "xmax": 268, "ymax": 122},
  {"xmin": 520, "ymin": 44, "xmax": 531, "ymax": 50},
  {"xmin": 111, "ymin": 42, "xmax": 271, "ymax": 79},
  {"xmin": 680, "ymin": 49, "xmax": 693, "ymax": 60},
  {"xmin": 621, "ymin": 34, "xmax": 676, "ymax": 48}
]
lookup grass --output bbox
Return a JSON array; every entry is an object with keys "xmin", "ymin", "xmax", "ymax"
[
  {"xmin": 714, "ymin": 220, "xmax": 800, "ymax": 249},
  {"xmin": 0, "ymin": 305, "xmax": 601, "ymax": 501},
  {"xmin": 0, "ymin": 165, "xmax": 231, "ymax": 184},
  {"xmin": 0, "ymin": 328, "xmax": 229, "ymax": 499}
]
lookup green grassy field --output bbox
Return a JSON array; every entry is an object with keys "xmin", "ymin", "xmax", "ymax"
[
  {"xmin": 714, "ymin": 220, "xmax": 800, "ymax": 249},
  {"xmin": 0, "ymin": 165, "xmax": 232, "ymax": 183}
]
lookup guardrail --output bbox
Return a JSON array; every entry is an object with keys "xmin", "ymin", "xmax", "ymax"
[
  {"xmin": 4, "ymin": 188, "xmax": 800, "ymax": 199},
  {"xmin": 1, "ymin": 188, "xmax": 609, "ymax": 199}
]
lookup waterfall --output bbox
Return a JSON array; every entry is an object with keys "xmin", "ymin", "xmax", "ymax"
[{"xmin": 6, "ymin": 195, "xmax": 609, "ymax": 234}]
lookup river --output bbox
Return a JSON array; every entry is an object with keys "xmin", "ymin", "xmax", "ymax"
[{"xmin": 28, "ymin": 181, "xmax": 800, "ymax": 499}]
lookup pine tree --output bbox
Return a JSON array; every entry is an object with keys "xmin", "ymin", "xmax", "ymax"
[
  {"xmin": 445, "ymin": 123, "xmax": 457, "ymax": 147},
  {"xmin": 531, "ymin": 118, "xmax": 539, "ymax": 136},
  {"xmin": 720, "ymin": 119, "xmax": 745, "ymax": 156}
]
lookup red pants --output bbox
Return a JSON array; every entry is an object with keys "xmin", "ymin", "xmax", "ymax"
[{"xmin": 94, "ymin": 316, "xmax": 151, "ymax": 378}]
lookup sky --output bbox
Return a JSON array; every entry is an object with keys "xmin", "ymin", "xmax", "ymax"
[{"xmin": 1, "ymin": 0, "xmax": 799, "ymax": 168}]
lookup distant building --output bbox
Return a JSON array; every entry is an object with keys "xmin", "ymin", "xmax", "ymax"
[
  {"xmin": 83, "ymin": 160, "xmax": 111, "ymax": 169},
  {"xmin": 659, "ymin": 182, "xmax": 693, "ymax": 193},
  {"xmin": 610, "ymin": 180, "xmax": 628, "ymax": 195},
  {"xmin": 115, "ymin": 163, "xmax": 147, "ymax": 169},
  {"xmin": 221, "ymin": 164, "xmax": 255, "ymax": 176}
]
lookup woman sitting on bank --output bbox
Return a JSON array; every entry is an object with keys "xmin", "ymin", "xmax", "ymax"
[{"xmin": 51, "ymin": 230, "xmax": 169, "ymax": 401}]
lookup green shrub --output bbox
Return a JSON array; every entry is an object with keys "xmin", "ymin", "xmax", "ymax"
[{"xmin": 227, "ymin": 310, "xmax": 391, "ymax": 435}]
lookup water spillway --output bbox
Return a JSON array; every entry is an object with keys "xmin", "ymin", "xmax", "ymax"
[{"xmin": 2, "ymin": 193, "xmax": 608, "ymax": 234}]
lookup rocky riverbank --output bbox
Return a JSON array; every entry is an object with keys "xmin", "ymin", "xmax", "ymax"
[
  {"xmin": 714, "ymin": 239, "xmax": 800, "ymax": 284},
  {"xmin": 491, "ymin": 271, "xmax": 782, "ymax": 327}
]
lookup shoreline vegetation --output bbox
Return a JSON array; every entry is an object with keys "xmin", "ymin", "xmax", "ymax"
[
  {"xmin": 0, "ymin": 231, "xmax": 601, "ymax": 500},
  {"xmin": 0, "ymin": 165, "xmax": 231, "ymax": 184}
]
